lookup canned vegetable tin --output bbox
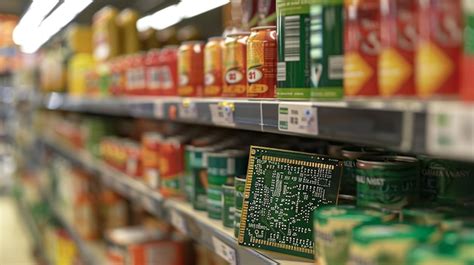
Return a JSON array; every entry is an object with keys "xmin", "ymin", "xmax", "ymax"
[
  {"xmin": 407, "ymin": 232, "xmax": 466, "ymax": 265},
  {"xmin": 314, "ymin": 205, "xmax": 392, "ymax": 265},
  {"xmin": 188, "ymin": 145, "xmax": 216, "ymax": 210},
  {"xmin": 204, "ymin": 37, "xmax": 225, "ymax": 97},
  {"xmin": 247, "ymin": 26, "xmax": 277, "ymax": 98},
  {"xmin": 141, "ymin": 132, "xmax": 163, "ymax": 189},
  {"xmin": 223, "ymin": 33, "xmax": 250, "ymax": 97},
  {"xmin": 158, "ymin": 45, "xmax": 179, "ymax": 96},
  {"xmin": 348, "ymin": 223, "xmax": 436, "ymax": 265},
  {"xmin": 206, "ymin": 150, "xmax": 248, "ymax": 220},
  {"xmin": 356, "ymin": 156, "xmax": 419, "ymax": 210},
  {"xmin": 222, "ymin": 184, "xmax": 236, "ymax": 228},
  {"xmin": 159, "ymin": 136, "xmax": 188, "ymax": 197},
  {"xmin": 178, "ymin": 41, "xmax": 205, "ymax": 97},
  {"xmin": 234, "ymin": 175, "xmax": 247, "ymax": 238},
  {"xmin": 341, "ymin": 146, "xmax": 385, "ymax": 196}
]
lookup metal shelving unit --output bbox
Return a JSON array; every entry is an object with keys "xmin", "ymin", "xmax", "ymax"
[
  {"xmin": 40, "ymin": 136, "xmax": 313, "ymax": 265},
  {"xmin": 41, "ymin": 93, "xmax": 474, "ymax": 161}
]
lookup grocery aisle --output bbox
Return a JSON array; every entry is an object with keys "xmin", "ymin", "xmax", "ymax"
[{"xmin": 0, "ymin": 196, "xmax": 35, "ymax": 265}]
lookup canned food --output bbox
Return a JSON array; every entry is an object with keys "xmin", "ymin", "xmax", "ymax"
[
  {"xmin": 204, "ymin": 37, "xmax": 225, "ymax": 97},
  {"xmin": 188, "ymin": 145, "xmax": 215, "ymax": 210},
  {"xmin": 159, "ymin": 136, "xmax": 188, "ymax": 197},
  {"xmin": 109, "ymin": 57, "xmax": 125, "ymax": 96},
  {"xmin": 416, "ymin": 0, "xmax": 462, "ymax": 97},
  {"xmin": 124, "ymin": 140, "xmax": 142, "ymax": 178},
  {"xmin": 184, "ymin": 147, "xmax": 193, "ymax": 202},
  {"xmin": 348, "ymin": 223, "xmax": 436, "ymax": 265},
  {"xmin": 145, "ymin": 49, "xmax": 161, "ymax": 95},
  {"xmin": 461, "ymin": 0, "xmax": 474, "ymax": 101},
  {"xmin": 407, "ymin": 232, "xmax": 465, "ymax": 265},
  {"xmin": 345, "ymin": 0, "xmax": 381, "ymax": 96},
  {"xmin": 222, "ymin": 184, "xmax": 235, "ymax": 228},
  {"xmin": 314, "ymin": 205, "xmax": 392, "ymax": 265},
  {"xmin": 247, "ymin": 26, "xmax": 277, "ymax": 98},
  {"xmin": 460, "ymin": 228, "xmax": 474, "ymax": 261},
  {"xmin": 234, "ymin": 175, "xmax": 246, "ymax": 238},
  {"xmin": 158, "ymin": 45, "xmax": 179, "ymax": 96},
  {"xmin": 141, "ymin": 132, "xmax": 163, "ymax": 189},
  {"xmin": 341, "ymin": 146, "xmax": 385, "ymax": 196},
  {"xmin": 125, "ymin": 53, "xmax": 146, "ymax": 95},
  {"xmin": 178, "ymin": 41, "xmax": 205, "ymax": 97},
  {"xmin": 356, "ymin": 156, "xmax": 419, "ymax": 210},
  {"xmin": 400, "ymin": 207, "xmax": 446, "ymax": 226},
  {"xmin": 223, "ymin": 33, "xmax": 250, "ymax": 97},
  {"xmin": 379, "ymin": 0, "xmax": 417, "ymax": 96}
]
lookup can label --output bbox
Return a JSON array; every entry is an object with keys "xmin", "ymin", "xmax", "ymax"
[
  {"xmin": 159, "ymin": 143, "xmax": 185, "ymax": 197},
  {"xmin": 341, "ymin": 159, "xmax": 357, "ymax": 195},
  {"xmin": 416, "ymin": 0, "xmax": 462, "ymax": 96},
  {"xmin": 178, "ymin": 44, "xmax": 204, "ymax": 97},
  {"xmin": 204, "ymin": 41, "xmax": 224, "ymax": 97},
  {"xmin": 379, "ymin": 0, "xmax": 417, "ymax": 96},
  {"xmin": 207, "ymin": 184, "xmax": 222, "ymax": 219},
  {"xmin": 247, "ymin": 29, "xmax": 277, "ymax": 98},
  {"xmin": 192, "ymin": 168, "xmax": 208, "ymax": 211},
  {"xmin": 348, "ymin": 239, "xmax": 416, "ymax": 265},
  {"xmin": 345, "ymin": 0, "xmax": 381, "ymax": 96},
  {"xmin": 159, "ymin": 48, "xmax": 179, "ymax": 96},
  {"xmin": 223, "ymin": 185, "xmax": 235, "ymax": 228},
  {"xmin": 146, "ymin": 66, "xmax": 161, "ymax": 91},
  {"xmin": 223, "ymin": 37, "xmax": 248, "ymax": 97}
]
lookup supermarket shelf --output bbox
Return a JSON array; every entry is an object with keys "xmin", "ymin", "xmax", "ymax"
[
  {"xmin": 40, "ymin": 93, "xmax": 474, "ymax": 161},
  {"xmin": 40, "ymin": 136, "xmax": 313, "ymax": 265}
]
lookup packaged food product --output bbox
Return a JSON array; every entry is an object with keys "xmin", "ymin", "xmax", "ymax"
[
  {"xmin": 93, "ymin": 6, "xmax": 120, "ymax": 61},
  {"xmin": 204, "ymin": 37, "xmax": 225, "ymax": 97},
  {"xmin": 223, "ymin": 33, "xmax": 250, "ymax": 97},
  {"xmin": 178, "ymin": 41, "xmax": 205, "ymax": 97}
]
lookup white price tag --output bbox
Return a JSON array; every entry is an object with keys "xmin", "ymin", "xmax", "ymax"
[
  {"xmin": 178, "ymin": 100, "xmax": 198, "ymax": 120},
  {"xmin": 170, "ymin": 210, "xmax": 187, "ymax": 234},
  {"xmin": 427, "ymin": 102, "xmax": 474, "ymax": 159},
  {"xmin": 153, "ymin": 101, "xmax": 164, "ymax": 118},
  {"xmin": 210, "ymin": 102, "xmax": 235, "ymax": 127},
  {"xmin": 278, "ymin": 103, "xmax": 318, "ymax": 135},
  {"xmin": 212, "ymin": 236, "xmax": 237, "ymax": 265}
]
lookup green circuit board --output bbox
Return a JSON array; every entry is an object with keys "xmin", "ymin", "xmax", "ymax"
[{"xmin": 238, "ymin": 146, "xmax": 343, "ymax": 259}]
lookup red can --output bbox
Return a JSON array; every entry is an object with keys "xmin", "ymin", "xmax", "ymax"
[
  {"xmin": 159, "ymin": 136, "xmax": 188, "ymax": 197},
  {"xmin": 141, "ymin": 132, "xmax": 163, "ymax": 189},
  {"xmin": 145, "ymin": 49, "xmax": 161, "ymax": 96},
  {"xmin": 204, "ymin": 37, "xmax": 225, "ymax": 97},
  {"xmin": 159, "ymin": 45, "xmax": 179, "ymax": 96},
  {"xmin": 124, "ymin": 141, "xmax": 142, "ymax": 178},
  {"xmin": 344, "ymin": 0, "xmax": 381, "ymax": 96},
  {"xmin": 178, "ymin": 41, "xmax": 205, "ymax": 97},
  {"xmin": 126, "ymin": 53, "xmax": 147, "ymax": 95},
  {"xmin": 223, "ymin": 33, "xmax": 250, "ymax": 97},
  {"xmin": 109, "ymin": 57, "xmax": 125, "ymax": 96},
  {"xmin": 379, "ymin": 0, "xmax": 417, "ymax": 97},
  {"xmin": 416, "ymin": 0, "xmax": 462, "ymax": 97},
  {"xmin": 247, "ymin": 26, "xmax": 277, "ymax": 98},
  {"xmin": 462, "ymin": 0, "xmax": 474, "ymax": 101}
]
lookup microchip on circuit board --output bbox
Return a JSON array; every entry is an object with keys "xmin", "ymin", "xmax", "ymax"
[{"xmin": 238, "ymin": 146, "xmax": 343, "ymax": 259}]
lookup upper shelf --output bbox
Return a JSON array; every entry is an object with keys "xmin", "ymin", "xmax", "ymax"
[{"xmin": 40, "ymin": 93, "xmax": 474, "ymax": 161}]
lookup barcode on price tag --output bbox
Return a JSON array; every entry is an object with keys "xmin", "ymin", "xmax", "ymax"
[
  {"xmin": 212, "ymin": 236, "xmax": 237, "ymax": 265},
  {"xmin": 210, "ymin": 103, "xmax": 235, "ymax": 127},
  {"xmin": 178, "ymin": 100, "xmax": 198, "ymax": 120},
  {"xmin": 278, "ymin": 103, "xmax": 318, "ymax": 135},
  {"xmin": 427, "ymin": 102, "xmax": 474, "ymax": 159},
  {"xmin": 170, "ymin": 210, "xmax": 187, "ymax": 234}
]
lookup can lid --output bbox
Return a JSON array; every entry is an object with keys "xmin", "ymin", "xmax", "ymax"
[
  {"xmin": 251, "ymin": 25, "xmax": 277, "ymax": 31},
  {"xmin": 315, "ymin": 205, "xmax": 385, "ymax": 222},
  {"xmin": 208, "ymin": 36, "xmax": 225, "ymax": 41},
  {"xmin": 357, "ymin": 155, "xmax": 418, "ymax": 169},
  {"xmin": 226, "ymin": 32, "xmax": 251, "ymax": 37}
]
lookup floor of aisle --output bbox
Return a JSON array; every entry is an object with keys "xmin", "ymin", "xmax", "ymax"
[{"xmin": 0, "ymin": 196, "xmax": 36, "ymax": 265}]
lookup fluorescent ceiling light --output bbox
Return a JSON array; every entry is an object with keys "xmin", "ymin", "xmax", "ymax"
[{"xmin": 137, "ymin": 0, "xmax": 230, "ymax": 32}]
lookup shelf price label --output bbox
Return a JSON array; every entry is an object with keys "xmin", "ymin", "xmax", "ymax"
[
  {"xmin": 212, "ymin": 236, "xmax": 237, "ymax": 265},
  {"xmin": 427, "ymin": 102, "xmax": 474, "ymax": 159},
  {"xmin": 178, "ymin": 99, "xmax": 198, "ymax": 120},
  {"xmin": 278, "ymin": 103, "xmax": 318, "ymax": 135},
  {"xmin": 170, "ymin": 209, "xmax": 187, "ymax": 234},
  {"xmin": 153, "ymin": 100, "xmax": 164, "ymax": 118},
  {"xmin": 210, "ymin": 102, "xmax": 235, "ymax": 127}
]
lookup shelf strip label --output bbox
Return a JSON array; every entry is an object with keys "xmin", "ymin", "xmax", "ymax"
[
  {"xmin": 278, "ymin": 103, "xmax": 318, "ymax": 135},
  {"xmin": 212, "ymin": 236, "xmax": 237, "ymax": 265}
]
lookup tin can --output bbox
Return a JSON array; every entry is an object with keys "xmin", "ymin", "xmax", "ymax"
[
  {"xmin": 400, "ymin": 207, "xmax": 445, "ymax": 226},
  {"xmin": 204, "ymin": 37, "xmax": 225, "ymax": 97},
  {"xmin": 109, "ymin": 57, "xmax": 125, "ymax": 96},
  {"xmin": 348, "ymin": 223, "xmax": 436, "ymax": 265},
  {"xmin": 159, "ymin": 136, "xmax": 188, "ymax": 197},
  {"xmin": 356, "ymin": 156, "xmax": 419, "ymax": 210},
  {"xmin": 247, "ymin": 26, "xmax": 277, "ymax": 98},
  {"xmin": 206, "ymin": 150, "xmax": 248, "ymax": 220},
  {"xmin": 222, "ymin": 184, "xmax": 236, "ymax": 228},
  {"xmin": 379, "ymin": 0, "xmax": 417, "ymax": 96},
  {"xmin": 124, "ymin": 140, "xmax": 142, "ymax": 178},
  {"xmin": 462, "ymin": 0, "xmax": 474, "ymax": 101},
  {"xmin": 145, "ymin": 49, "xmax": 161, "ymax": 96},
  {"xmin": 314, "ymin": 205, "xmax": 392, "ymax": 265},
  {"xmin": 223, "ymin": 33, "xmax": 250, "ymax": 97},
  {"xmin": 460, "ymin": 229, "xmax": 474, "ymax": 261},
  {"xmin": 188, "ymin": 146, "xmax": 212, "ymax": 210},
  {"xmin": 234, "ymin": 175, "xmax": 246, "ymax": 238},
  {"xmin": 126, "ymin": 53, "xmax": 146, "ymax": 95},
  {"xmin": 407, "ymin": 232, "xmax": 466, "ymax": 265},
  {"xmin": 345, "ymin": 0, "xmax": 381, "ymax": 96},
  {"xmin": 416, "ymin": 0, "xmax": 462, "ymax": 97},
  {"xmin": 178, "ymin": 41, "xmax": 205, "ymax": 97},
  {"xmin": 341, "ymin": 147, "xmax": 385, "ymax": 196},
  {"xmin": 184, "ymin": 148, "xmax": 193, "ymax": 202},
  {"xmin": 419, "ymin": 157, "xmax": 474, "ymax": 205},
  {"xmin": 141, "ymin": 132, "xmax": 163, "ymax": 189},
  {"xmin": 158, "ymin": 45, "xmax": 179, "ymax": 96}
]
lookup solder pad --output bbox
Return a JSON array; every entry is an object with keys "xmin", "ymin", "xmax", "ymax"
[{"xmin": 238, "ymin": 146, "xmax": 343, "ymax": 259}]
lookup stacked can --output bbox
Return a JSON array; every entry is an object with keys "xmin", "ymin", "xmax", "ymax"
[
  {"xmin": 223, "ymin": 33, "xmax": 250, "ymax": 97},
  {"xmin": 158, "ymin": 46, "xmax": 179, "ymax": 96},
  {"xmin": 206, "ymin": 150, "xmax": 248, "ymax": 220},
  {"xmin": 246, "ymin": 26, "xmax": 277, "ymax": 98},
  {"xmin": 187, "ymin": 145, "xmax": 218, "ymax": 211},
  {"xmin": 462, "ymin": 0, "xmax": 474, "ymax": 101},
  {"xmin": 178, "ymin": 41, "xmax": 205, "ymax": 97},
  {"xmin": 204, "ymin": 37, "xmax": 225, "ymax": 97},
  {"xmin": 125, "ymin": 53, "xmax": 146, "ymax": 95},
  {"xmin": 145, "ymin": 49, "xmax": 161, "ymax": 95},
  {"xmin": 356, "ymin": 156, "xmax": 419, "ymax": 210},
  {"xmin": 234, "ymin": 175, "xmax": 247, "ymax": 238},
  {"xmin": 141, "ymin": 132, "xmax": 163, "ymax": 189},
  {"xmin": 159, "ymin": 136, "xmax": 189, "ymax": 197}
]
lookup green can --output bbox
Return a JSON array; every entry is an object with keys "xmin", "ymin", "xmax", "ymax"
[
  {"xmin": 314, "ymin": 205, "xmax": 391, "ymax": 265},
  {"xmin": 206, "ymin": 150, "xmax": 248, "ymax": 220},
  {"xmin": 184, "ymin": 147, "xmax": 193, "ymax": 202},
  {"xmin": 407, "ymin": 232, "xmax": 466, "ymax": 265},
  {"xmin": 277, "ymin": 0, "xmax": 344, "ymax": 100},
  {"xmin": 188, "ymin": 145, "xmax": 218, "ymax": 211},
  {"xmin": 400, "ymin": 207, "xmax": 446, "ymax": 226},
  {"xmin": 356, "ymin": 156, "xmax": 419, "ymax": 210},
  {"xmin": 460, "ymin": 228, "xmax": 474, "ymax": 262},
  {"xmin": 223, "ymin": 184, "xmax": 235, "ymax": 228},
  {"xmin": 419, "ymin": 157, "xmax": 474, "ymax": 205},
  {"xmin": 348, "ymin": 223, "xmax": 436, "ymax": 265},
  {"xmin": 341, "ymin": 147, "xmax": 385, "ymax": 196}
]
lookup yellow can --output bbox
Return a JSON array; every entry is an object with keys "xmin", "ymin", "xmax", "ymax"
[{"xmin": 204, "ymin": 37, "xmax": 225, "ymax": 97}]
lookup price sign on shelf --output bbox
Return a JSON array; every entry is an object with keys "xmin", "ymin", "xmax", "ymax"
[
  {"xmin": 278, "ymin": 103, "xmax": 318, "ymax": 135},
  {"xmin": 427, "ymin": 102, "xmax": 474, "ymax": 159},
  {"xmin": 178, "ymin": 99, "xmax": 198, "ymax": 120},
  {"xmin": 210, "ymin": 102, "xmax": 235, "ymax": 127},
  {"xmin": 170, "ymin": 209, "xmax": 187, "ymax": 234},
  {"xmin": 212, "ymin": 236, "xmax": 237, "ymax": 265},
  {"xmin": 153, "ymin": 100, "xmax": 164, "ymax": 119}
]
